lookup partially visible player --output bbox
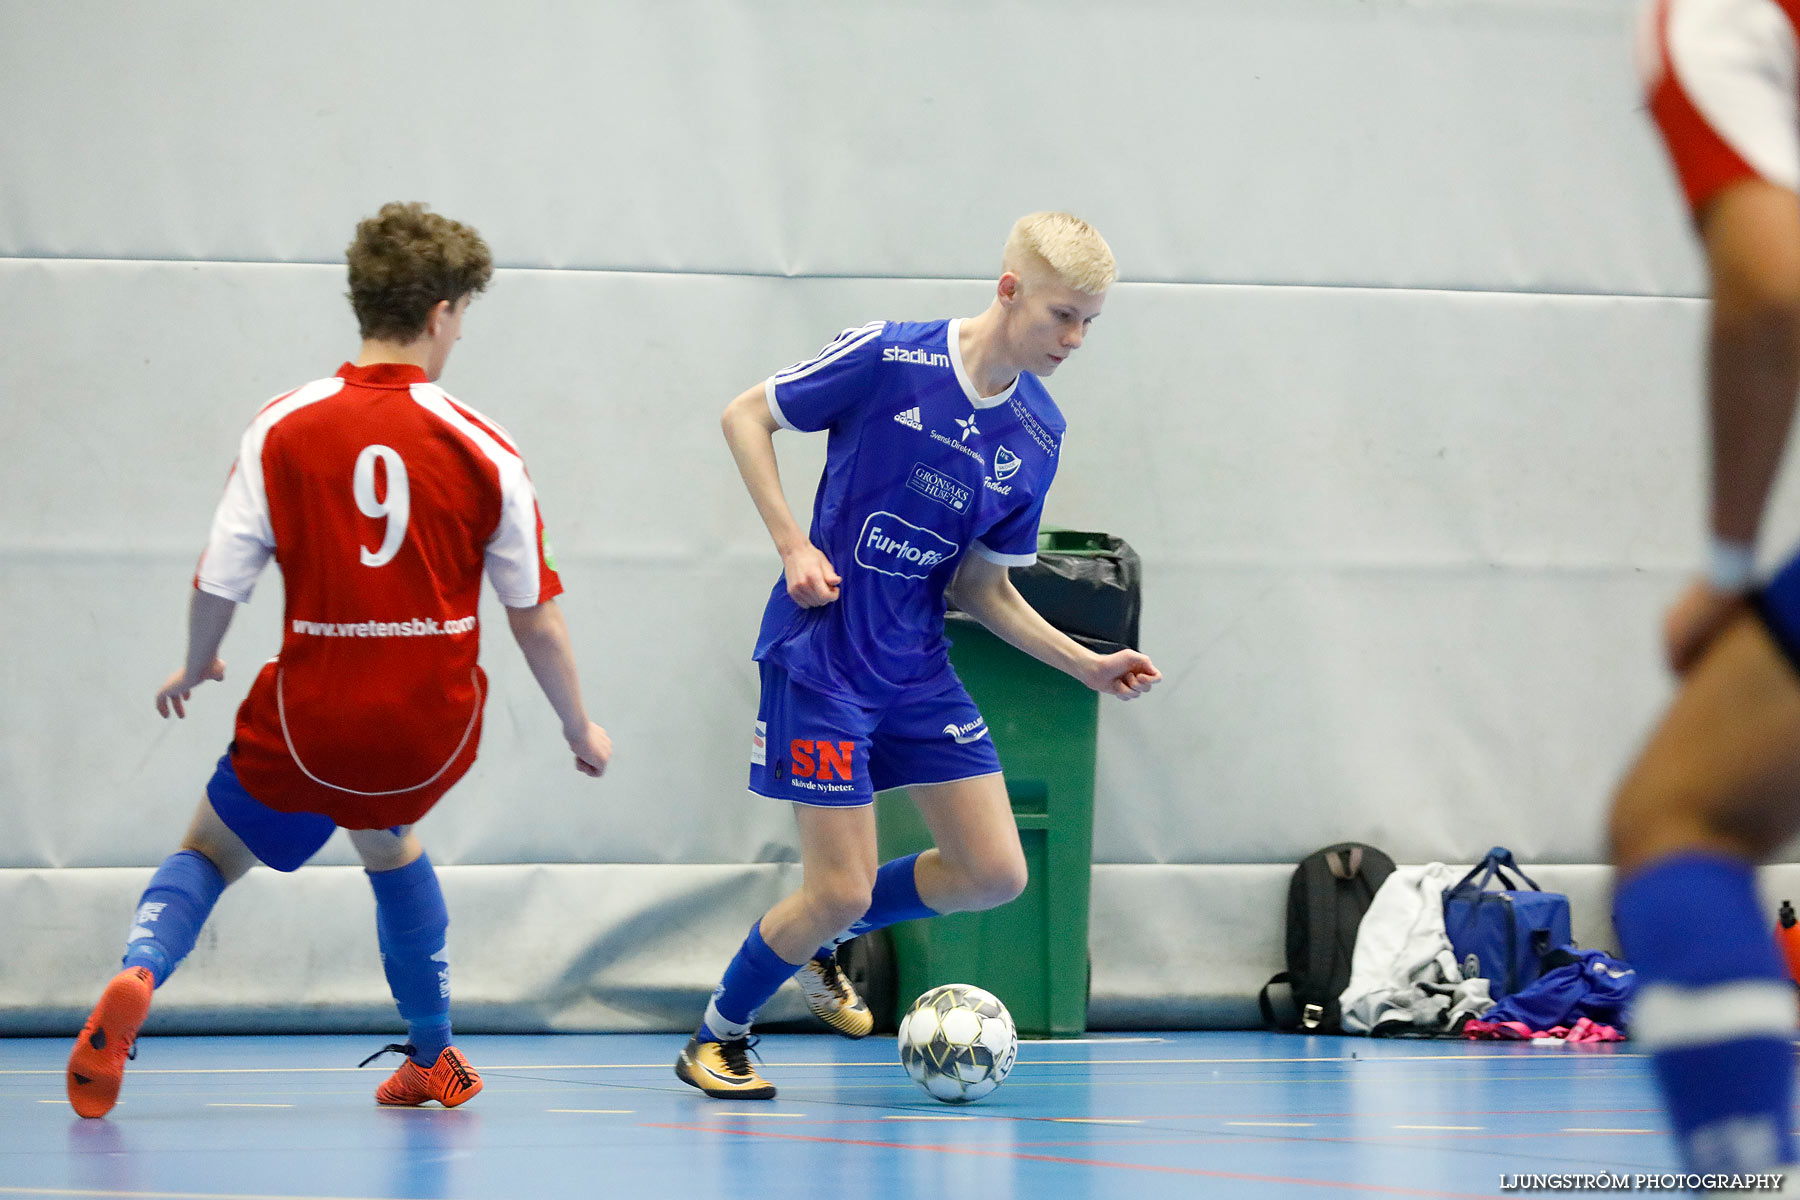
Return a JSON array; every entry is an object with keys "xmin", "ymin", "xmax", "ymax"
[
  {"xmin": 66, "ymin": 202, "xmax": 612, "ymax": 1118},
  {"xmin": 1609, "ymin": 0, "xmax": 1800, "ymax": 1173},
  {"xmin": 675, "ymin": 212, "xmax": 1160, "ymax": 1099}
]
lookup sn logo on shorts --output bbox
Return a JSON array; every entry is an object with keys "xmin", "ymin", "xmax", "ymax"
[{"xmin": 790, "ymin": 739, "xmax": 854, "ymax": 780}]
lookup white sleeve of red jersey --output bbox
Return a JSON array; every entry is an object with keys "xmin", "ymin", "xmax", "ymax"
[
  {"xmin": 194, "ymin": 441, "xmax": 274, "ymax": 602},
  {"xmin": 194, "ymin": 379, "xmax": 340, "ymax": 603},
  {"xmin": 411, "ymin": 386, "xmax": 562, "ymax": 608}
]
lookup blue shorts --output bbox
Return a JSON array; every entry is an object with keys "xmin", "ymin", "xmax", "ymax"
[
  {"xmin": 748, "ymin": 662, "xmax": 1003, "ymax": 807},
  {"xmin": 206, "ymin": 751, "xmax": 336, "ymax": 873}
]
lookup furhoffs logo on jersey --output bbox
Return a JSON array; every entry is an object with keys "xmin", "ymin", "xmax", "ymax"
[
  {"xmin": 856, "ymin": 512, "xmax": 958, "ymax": 579},
  {"xmin": 993, "ymin": 445, "xmax": 1021, "ymax": 481},
  {"xmin": 884, "ymin": 346, "xmax": 951, "ymax": 368}
]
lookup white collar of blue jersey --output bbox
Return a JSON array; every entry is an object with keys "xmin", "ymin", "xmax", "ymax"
[{"xmin": 947, "ymin": 318, "xmax": 1018, "ymax": 410}]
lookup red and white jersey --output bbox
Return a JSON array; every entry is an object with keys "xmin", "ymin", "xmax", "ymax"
[
  {"xmin": 1640, "ymin": 0, "xmax": 1800, "ymax": 214},
  {"xmin": 195, "ymin": 361, "xmax": 563, "ymax": 828}
]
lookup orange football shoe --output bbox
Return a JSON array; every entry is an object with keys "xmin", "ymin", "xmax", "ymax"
[
  {"xmin": 67, "ymin": 966, "xmax": 155, "ymax": 1118},
  {"xmin": 366, "ymin": 1044, "xmax": 483, "ymax": 1107}
]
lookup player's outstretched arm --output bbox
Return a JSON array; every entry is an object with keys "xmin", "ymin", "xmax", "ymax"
[
  {"xmin": 721, "ymin": 383, "xmax": 840, "ymax": 607},
  {"xmin": 1666, "ymin": 180, "xmax": 1800, "ymax": 674},
  {"xmin": 155, "ymin": 590, "xmax": 235, "ymax": 718},
  {"xmin": 947, "ymin": 555, "xmax": 1160, "ymax": 700},
  {"xmin": 504, "ymin": 599, "xmax": 612, "ymax": 777}
]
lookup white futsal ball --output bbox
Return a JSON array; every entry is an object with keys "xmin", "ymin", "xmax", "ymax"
[{"xmin": 896, "ymin": 983, "xmax": 1018, "ymax": 1103}]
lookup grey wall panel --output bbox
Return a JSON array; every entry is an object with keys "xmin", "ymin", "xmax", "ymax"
[
  {"xmin": 1, "ymin": 1, "xmax": 1700, "ymax": 295},
  {"xmin": 0, "ymin": 259, "xmax": 1745, "ymax": 872}
]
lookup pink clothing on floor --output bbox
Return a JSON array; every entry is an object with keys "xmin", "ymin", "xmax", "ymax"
[{"xmin": 1463, "ymin": 1016, "xmax": 1625, "ymax": 1044}]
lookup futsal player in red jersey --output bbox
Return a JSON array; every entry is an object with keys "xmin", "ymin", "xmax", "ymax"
[
  {"xmin": 66, "ymin": 202, "xmax": 612, "ymax": 1118},
  {"xmin": 1608, "ymin": 0, "xmax": 1800, "ymax": 1174}
]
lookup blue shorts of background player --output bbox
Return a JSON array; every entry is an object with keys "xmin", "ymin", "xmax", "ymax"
[{"xmin": 749, "ymin": 663, "xmax": 1002, "ymax": 806}]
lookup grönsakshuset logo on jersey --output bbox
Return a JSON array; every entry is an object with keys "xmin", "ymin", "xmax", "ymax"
[{"xmin": 856, "ymin": 512, "xmax": 959, "ymax": 580}]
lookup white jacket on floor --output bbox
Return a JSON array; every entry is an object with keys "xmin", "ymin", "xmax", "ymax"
[{"xmin": 1339, "ymin": 862, "xmax": 1492, "ymax": 1035}]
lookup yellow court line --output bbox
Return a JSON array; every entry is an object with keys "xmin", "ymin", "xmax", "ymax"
[
  {"xmin": 205, "ymin": 1103, "xmax": 293, "ymax": 1109},
  {"xmin": 713, "ymin": 1111, "xmax": 806, "ymax": 1117},
  {"xmin": 0, "ymin": 1050, "xmax": 1644, "ymax": 1077},
  {"xmin": 1052, "ymin": 1118, "xmax": 1141, "ymax": 1125},
  {"xmin": 881, "ymin": 1115, "xmax": 977, "ymax": 1120},
  {"xmin": 1564, "ymin": 1127, "xmax": 1654, "ymax": 1134},
  {"xmin": 545, "ymin": 1108, "xmax": 633, "ymax": 1114},
  {"xmin": 1394, "ymin": 1125, "xmax": 1484, "ymax": 1131},
  {"xmin": 1227, "ymin": 1121, "xmax": 1315, "ymax": 1127}
]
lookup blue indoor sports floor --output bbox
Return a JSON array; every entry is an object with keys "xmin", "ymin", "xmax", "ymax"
[{"xmin": 0, "ymin": 1031, "xmax": 1721, "ymax": 1199}]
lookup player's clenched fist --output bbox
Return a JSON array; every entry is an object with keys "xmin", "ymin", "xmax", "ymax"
[
  {"xmin": 567, "ymin": 721, "xmax": 612, "ymax": 778},
  {"xmin": 782, "ymin": 543, "xmax": 842, "ymax": 607},
  {"xmin": 1082, "ymin": 649, "xmax": 1161, "ymax": 701},
  {"xmin": 1662, "ymin": 579, "xmax": 1749, "ymax": 676}
]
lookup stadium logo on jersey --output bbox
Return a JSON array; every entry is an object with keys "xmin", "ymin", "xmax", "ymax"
[
  {"xmin": 883, "ymin": 346, "xmax": 951, "ymax": 369},
  {"xmin": 857, "ymin": 512, "xmax": 958, "ymax": 579},
  {"xmin": 955, "ymin": 414, "xmax": 979, "ymax": 441},
  {"xmin": 906, "ymin": 463, "xmax": 971, "ymax": 513},
  {"xmin": 993, "ymin": 445, "xmax": 1021, "ymax": 481},
  {"xmin": 942, "ymin": 717, "xmax": 989, "ymax": 745},
  {"xmin": 893, "ymin": 407, "xmax": 924, "ymax": 430}
]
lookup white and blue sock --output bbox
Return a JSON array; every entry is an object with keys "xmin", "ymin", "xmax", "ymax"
[
  {"xmin": 813, "ymin": 852, "xmax": 938, "ymax": 961},
  {"xmin": 367, "ymin": 853, "xmax": 452, "ymax": 1067},
  {"xmin": 1614, "ymin": 851, "xmax": 1797, "ymax": 1172},
  {"xmin": 699, "ymin": 921, "xmax": 801, "ymax": 1043},
  {"xmin": 121, "ymin": 849, "xmax": 228, "ymax": 986}
]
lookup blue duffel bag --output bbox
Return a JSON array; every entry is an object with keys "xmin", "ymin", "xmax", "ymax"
[{"xmin": 1443, "ymin": 848, "xmax": 1572, "ymax": 1001}]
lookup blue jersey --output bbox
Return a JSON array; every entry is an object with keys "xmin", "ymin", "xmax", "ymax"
[{"xmin": 754, "ymin": 318, "xmax": 1065, "ymax": 706}]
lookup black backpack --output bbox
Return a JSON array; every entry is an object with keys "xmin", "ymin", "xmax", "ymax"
[{"xmin": 1259, "ymin": 842, "xmax": 1396, "ymax": 1033}]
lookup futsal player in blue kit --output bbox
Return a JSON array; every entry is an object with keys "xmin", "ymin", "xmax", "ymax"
[{"xmin": 676, "ymin": 212, "xmax": 1161, "ymax": 1098}]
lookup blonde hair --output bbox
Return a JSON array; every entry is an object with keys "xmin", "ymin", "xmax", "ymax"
[{"xmin": 1002, "ymin": 211, "xmax": 1116, "ymax": 296}]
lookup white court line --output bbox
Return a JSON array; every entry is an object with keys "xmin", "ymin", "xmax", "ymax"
[
  {"xmin": 1228, "ymin": 1121, "xmax": 1315, "ymax": 1127},
  {"xmin": 1052, "ymin": 1118, "xmax": 1141, "ymax": 1125},
  {"xmin": 205, "ymin": 1103, "xmax": 293, "ymax": 1109},
  {"xmin": 1394, "ymin": 1124, "xmax": 1483, "ymax": 1131},
  {"xmin": 546, "ymin": 1108, "xmax": 633, "ymax": 1114}
]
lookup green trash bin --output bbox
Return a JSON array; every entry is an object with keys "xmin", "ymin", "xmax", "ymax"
[{"xmin": 873, "ymin": 529, "xmax": 1140, "ymax": 1038}]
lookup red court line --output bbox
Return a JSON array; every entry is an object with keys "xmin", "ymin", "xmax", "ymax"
[{"xmin": 645, "ymin": 1122, "xmax": 1502, "ymax": 1197}]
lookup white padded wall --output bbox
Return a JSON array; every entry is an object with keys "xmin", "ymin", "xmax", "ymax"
[{"xmin": 3, "ymin": 0, "xmax": 1761, "ymax": 1031}]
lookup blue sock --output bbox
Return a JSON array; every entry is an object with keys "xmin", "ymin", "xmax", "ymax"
[
  {"xmin": 121, "ymin": 850, "xmax": 228, "ymax": 986},
  {"xmin": 813, "ymin": 852, "xmax": 939, "ymax": 960},
  {"xmin": 367, "ymin": 853, "xmax": 452, "ymax": 1066},
  {"xmin": 700, "ymin": 921, "xmax": 802, "ymax": 1042},
  {"xmin": 1614, "ymin": 851, "xmax": 1796, "ymax": 1171}
]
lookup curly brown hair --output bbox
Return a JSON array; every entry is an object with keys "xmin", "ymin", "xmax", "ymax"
[{"xmin": 346, "ymin": 202, "xmax": 494, "ymax": 342}]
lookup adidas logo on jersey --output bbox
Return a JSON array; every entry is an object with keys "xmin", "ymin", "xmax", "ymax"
[
  {"xmin": 883, "ymin": 346, "xmax": 951, "ymax": 368},
  {"xmin": 893, "ymin": 407, "xmax": 923, "ymax": 430}
]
